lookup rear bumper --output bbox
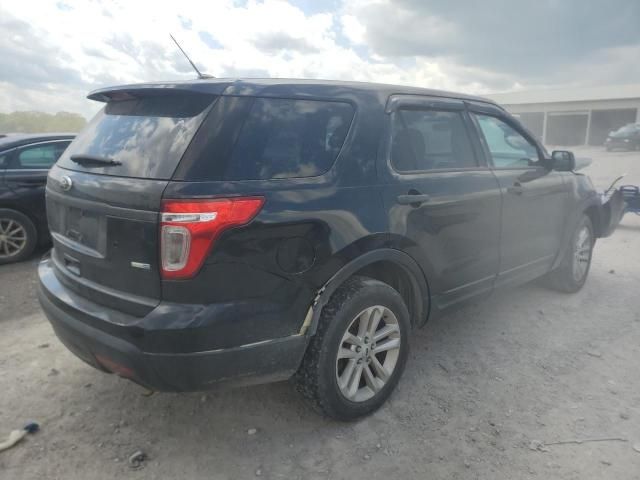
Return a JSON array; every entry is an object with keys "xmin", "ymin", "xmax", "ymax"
[{"xmin": 37, "ymin": 257, "xmax": 308, "ymax": 391}]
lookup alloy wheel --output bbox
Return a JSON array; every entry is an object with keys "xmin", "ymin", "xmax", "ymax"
[
  {"xmin": 0, "ymin": 218, "xmax": 28, "ymax": 259},
  {"xmin": 572, "ymin": 225, "xmax": 592, "ymax": 282},
  {"xmin": 335, "ymin": 305, "xmax": 402, "ymax": 403}
]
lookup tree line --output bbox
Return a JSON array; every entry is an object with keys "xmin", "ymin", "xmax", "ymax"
[{"xmin": 0, "ymin": 111, "xmax": 86, "ymax": 134}]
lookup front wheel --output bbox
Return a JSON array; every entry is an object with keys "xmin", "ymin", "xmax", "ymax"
[
  {"xmin": 294, "ymin": 276, "xmax": 411, "ymax": 420},
  {"xmin": 546, "ymin": 214, "xmax": 594, "ymax": 293}
]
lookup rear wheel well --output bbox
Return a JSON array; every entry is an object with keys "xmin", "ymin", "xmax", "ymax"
[{"xmin": 352, "ymin": 260, "xmax": 425, "ymax": 327}]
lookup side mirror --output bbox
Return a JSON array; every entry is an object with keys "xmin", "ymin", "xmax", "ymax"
[{"xmin": 551, "ymin": 150, "xmax": 576, "ymax": 171}]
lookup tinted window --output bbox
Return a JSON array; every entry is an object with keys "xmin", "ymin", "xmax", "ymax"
[
  {"xmin": 391, "ymin": 109, "xmax": 476, "ymax": 172},
  {"xmin": 474, "ymin": 114, "xmax": 540, "ymax": 168},
  {"xmin": 16, "ymin": 142, "xmax": 70, "ymax": 169},
  {"xmin": 57, "ymin": 93, "xmax": 216, "ymax": 179},
  {"xmin": 224, "ymin": 98, "xmax": 353, "ymax": 180}
]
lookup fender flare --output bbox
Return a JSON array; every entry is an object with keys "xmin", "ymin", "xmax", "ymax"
[{"xmin": 301, "ymin": 248, "xmax": 430, "ymax": 336}]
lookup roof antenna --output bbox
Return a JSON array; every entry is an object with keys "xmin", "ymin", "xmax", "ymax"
[{"xmin": 170, "ymin": 34, "xmax": 214, "ymax": 79}]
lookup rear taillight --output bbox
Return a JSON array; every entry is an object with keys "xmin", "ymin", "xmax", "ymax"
[{"xmin": 160, "ymin": 197, "xmax": 265, "ymax": 280}]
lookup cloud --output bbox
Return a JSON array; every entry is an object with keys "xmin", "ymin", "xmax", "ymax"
[
  {"xmin": 0, "ymin": 0, "xmax": 638, "ymax": 120},
  {"xmin": 0, "ymin": 16, "xmax": 88, "ymax": 90},
  {"xmin": 345, "ymin": 0, "xmax": 640, "ymax": 85},
  {"xmin": 253, "ymin": 32, "xmax": 320, "ymax": 54},
  {"xmin": 339, "ymin": 14, "xmax": 366, "ymax": 45}
]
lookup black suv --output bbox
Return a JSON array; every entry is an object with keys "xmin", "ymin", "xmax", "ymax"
[
  {"xmin": 38, "ymin": 79, "xmax": 621, "ymax": 420},
  {"xmin": 0, "ymin": 133, "xmax": 74, "ymax": 264},
  {"xmin": 605, "ymin": 123, "xmax": 640, "ymax": 151}
]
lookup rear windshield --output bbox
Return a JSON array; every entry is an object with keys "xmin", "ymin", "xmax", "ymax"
[
  {"xmin": 57, "ymin": 93, "xmax": 216, "ymax": 179},
  {"xmin": 175, "ymin": 96, "xmax": 355, "ymax": 181}
]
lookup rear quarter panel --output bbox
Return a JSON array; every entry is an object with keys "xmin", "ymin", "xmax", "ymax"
[{"xmin": 161, "ymin": 90, "xmax": 391, "ymax": 338}]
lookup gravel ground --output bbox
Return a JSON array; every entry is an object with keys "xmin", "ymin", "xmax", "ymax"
[{"xmin": 0, "ymin": 147, "xmax": 639, "ymax": 479}]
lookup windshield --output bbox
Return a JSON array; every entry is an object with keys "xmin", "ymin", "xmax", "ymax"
[
  {"xmin": 57, "ymin": 93, "xmax": 216, "ymax": 179},
  {"xmin": 614, "ymin": 124, "xmax": 639, "ymax": 134}
]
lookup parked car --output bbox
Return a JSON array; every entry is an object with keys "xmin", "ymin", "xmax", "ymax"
[
  {"xmin": 0, "ymin": 133, "xmax": 74, "ymax": 264},
  {"xmin": 605, "ymin": 123, "xmax": 640, "ymax": 151},
  {"xmin": 37, "ymin": 80, "xmax": 622, "ymax": 420}
]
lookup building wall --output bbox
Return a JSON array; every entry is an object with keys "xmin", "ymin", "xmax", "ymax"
[{"xmin": 501, "ymin": 98, "xmax": 640, "ymax": 146}]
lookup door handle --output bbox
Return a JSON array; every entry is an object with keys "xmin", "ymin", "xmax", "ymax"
[
  {"xmin": 507, "ymin": 183, "xmax": 524, "ymax": 195},
  {"xmin": 397, "ymin": 193, "xmax": 431, "ymax": 206}
]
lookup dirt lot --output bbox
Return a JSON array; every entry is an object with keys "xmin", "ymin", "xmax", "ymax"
[{"xmin": 1, "ymin": 147, "xmax": 639, "ymax": 480}]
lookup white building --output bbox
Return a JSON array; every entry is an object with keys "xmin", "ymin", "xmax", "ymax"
[{"xmin": 487, "ymin": 84, "xmax": 640, "ymax": 146}]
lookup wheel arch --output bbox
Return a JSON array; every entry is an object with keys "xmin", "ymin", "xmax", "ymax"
[{"xmin": 303, "ymin": 249, "xmax": 430, "ymax": 336}]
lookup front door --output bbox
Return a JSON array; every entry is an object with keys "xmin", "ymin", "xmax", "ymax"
[
  {"xmin": 469, "ymin": 109, "xmax": 569, "ymax": 287},
  {"xmin": 380, "ymin": 96, "xmax": 502, "ymax": 312}
]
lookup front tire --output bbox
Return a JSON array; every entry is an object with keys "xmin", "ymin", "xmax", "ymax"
[
  {"xmin": 546, "ymin": 214, "xmax": 594, "ymax": 293},
  {"xmin": 294, "ymin": 276, "xmax": 411, "ymax": 420},
  {"xmin": 0, "ymin": 209, "xmax": 37, "ymax": 265}
]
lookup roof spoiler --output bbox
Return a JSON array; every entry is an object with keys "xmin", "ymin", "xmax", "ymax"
[{"xmin": 87, "ymin": 82, "xmax": 230, "ymax": 103}]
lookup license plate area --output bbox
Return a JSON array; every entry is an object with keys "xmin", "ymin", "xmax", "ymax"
[
  {"xmin": 66, "ymin": 206, "xmax": 99, "ymax": 247},
  {"xmin": 49, "ymin": 200, "xmax": 107, "ymax": 256}
]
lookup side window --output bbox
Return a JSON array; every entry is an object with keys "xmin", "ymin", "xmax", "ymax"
[
  {"xmin": 391, "ymin": 109, "xmax": 476, "ymax": 172},
  {"xmin": 16, "ymin": 142, "xmax": 71, "ymax": 169},
  {"xmin": 474, "ymin": 114, "xmax": 540, "ymax": 168},
  {"xmin": 224, "ymin": 98, "xmax": 354, "ymax": 180},
  {"xmin": 0, "ymin": 152, "xmax": 9, "ymax": 169}
]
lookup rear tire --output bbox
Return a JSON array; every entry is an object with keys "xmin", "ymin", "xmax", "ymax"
[
  {"xmin": 294, "ymin": 276, "xmax": 411, "ymax": 421},
  {"xmin": 0, "ymin": 209, "xmax": 37, "ymax": 265},
  {"xmin": 546, "ymin": 215, "xmax": 594, "ymax": 293}
]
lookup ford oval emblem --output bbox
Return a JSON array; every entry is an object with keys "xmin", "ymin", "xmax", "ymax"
[{"xmin": 60, "ymin": 175, "xmax": 73, "ymax": 191}]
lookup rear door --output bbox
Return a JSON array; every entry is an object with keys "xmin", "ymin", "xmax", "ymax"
[
  {"xmin": 379, "ymin": 96, "xmax": 502, "ymax": 310},
  {"xmin": 48, "ymin": 92, "xmax": 216, "ymax": 316},
  {"xmin": 5, "ymin": 140, "xmax": 71, "ymax": 228},
  {"xmin": 468, "ymin": 104, "xmax": 569, "ymax": 286}
]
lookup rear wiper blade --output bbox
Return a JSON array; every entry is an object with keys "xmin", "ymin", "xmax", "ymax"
[{"xmin": 70, "ymin": 154, "xmax": 122, "ymax": 167}]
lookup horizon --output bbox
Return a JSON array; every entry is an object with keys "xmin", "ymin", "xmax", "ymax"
[{"xmin": 2, "ymin": 0, "xmax": 639, "ymax": 119}]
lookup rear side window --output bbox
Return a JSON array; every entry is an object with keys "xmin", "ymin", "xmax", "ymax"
[
  {"xmin": 57, "ymin": 93, "xmax": 216, "ymax": 179},
  {"xmin": 17, "ymin": 142, "xmax": 70, "ymax": 169},
  {"xmin": 391, "ymin": 109, "xmax": 476, "ymax": 172},
  {"xmin": 177, "ymin": 97, "xmax": 354, "ymax": 181}
]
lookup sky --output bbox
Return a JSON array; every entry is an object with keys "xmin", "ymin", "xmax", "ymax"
[{"xmin": 1, "ymin": 0, "xmax": 639, "ymax": 118}]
